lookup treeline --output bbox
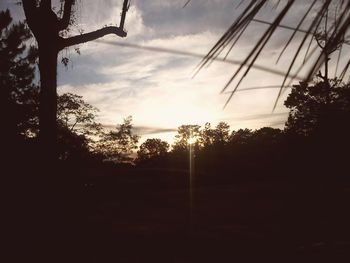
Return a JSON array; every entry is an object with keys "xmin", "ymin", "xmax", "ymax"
[
  {"xmin": 2, "ymin": 9, "xmax": 350, "ymax": 178},
  {"xmin": 136, "ymin": 125, "xmax": 284, "ymax": 171},
  {"xmin": 137, "ymin": 77, "xmax": 350, "ymax": 176}
]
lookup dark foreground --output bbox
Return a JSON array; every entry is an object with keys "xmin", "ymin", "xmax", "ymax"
[{"xmin": 10, "ymin": 165, "xmax": 350, "ymax": 262}]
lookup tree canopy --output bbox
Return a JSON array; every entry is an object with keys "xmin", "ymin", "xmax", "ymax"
[
  {"xmin": 285, "ymin": 78, "xmax": 350, "ymax": 137},
  {"xmin": 172, "ymin": 125, "xmax": 201, "ymax": 152},
  {"xmin": 20, "ymin": 0, "xmax": 130, "ymax": 163},
  {"xmin": 136, "ymin": 138, "xmax": 169, "ymax": 164},
  {"xmin": 0, "ymin": 9, "xmax": 38, "ymax": 141},
  {"xmin": 95, "ymin": 116, "xmax": 139, "ymax": 163}
]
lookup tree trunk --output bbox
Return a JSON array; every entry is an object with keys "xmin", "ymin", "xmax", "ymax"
[
  {"xmin": 22, "ymin": 1, "xmax": 128, "ymax": 165},
  {"xmin": 38, "ymin": 42, "xmax": 58, "ymax": 164}
]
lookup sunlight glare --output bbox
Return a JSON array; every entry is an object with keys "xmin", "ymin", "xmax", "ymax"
[{"xmin": 188, "ymin": 137, "xmax": 196, "ymax": 145}]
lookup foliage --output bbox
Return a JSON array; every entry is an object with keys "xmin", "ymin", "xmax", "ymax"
[
  {"xmin": 137, "ymin": 122, "xmax": 284, "ymax": 171},
  {"xmin": 285, "ymin": 79, "xmax": 350, "ymax": 136},
  {"xmin": 211, "ymin": 122, "xmax": 230, "ymax": 145},
  {"xmin": 95, "ymin": 116, "xmax": 139, "ymax": 163},
  {"xmin": 57, "ymin": 124, "xmax": 91, "ymax": 161},
  {"xmin": 172, "ymin": 124, "xmax": 201, "ymax": 152},
  {"xmin": 20, "ymin": 1, "xmax": 130, "ymax": 162},
  {"xmin": 251, "ymin": 127, "xmax": 282, "ymax": 145},
  {"xmin": 199, "ymin": 122, "xmax": 230, "ymax": 148},
  {"xmin": 55, "ymin": 93, "xmax": 104, "ymax": 161},
  {"xmin": 198, "ymin": 123, "xmax": 214, "ymax": 147},
  {"xmin": 0, "ymin": 9, "xmax": 38, "ymax": 139},
  {"xmin": 229, "ymin": 128, "xmax": 253, "ymax": 145},
  {"xmin": 0, "ymin": 11, "xmax": 136, "ymax": 163},
  {"xmin": 57, "ymin": 92, "xmax": 100, "ymax": 135},
  {"xmin": 0, "ymin": 9, "xmax": 96, "ymax": 162},
  {"xmin": 136, "ymin": 138, "xmax": 169, "ymax": 164}
]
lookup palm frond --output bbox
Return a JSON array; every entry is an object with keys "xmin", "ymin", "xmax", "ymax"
[{"xmin": 197, "ymin": 0, "xmax": 350, "ymax": 109}]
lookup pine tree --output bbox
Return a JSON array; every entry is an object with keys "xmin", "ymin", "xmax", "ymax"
[{"xmin": 0, "ymin": 9, "xmax": 38, "ymax": 144}]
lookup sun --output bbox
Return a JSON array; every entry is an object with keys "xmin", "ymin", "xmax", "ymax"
[{"xmin": 188, "ymin": 137, "xmax": 196, "ymax": 145}]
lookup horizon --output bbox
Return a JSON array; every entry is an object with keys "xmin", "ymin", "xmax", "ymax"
[
  {"xmin": 3, "ymin": 2, "xmax": 350, "ymax": 261},
  {"xmin": 2, "ymin": 0, "xmax": 349, "ymax": 144}
]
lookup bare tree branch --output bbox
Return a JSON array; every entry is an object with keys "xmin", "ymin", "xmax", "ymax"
[
  {"xmin": 70, "ymin": 120, "xmax": 78, "ymax": 132},
  {"xmin": 119, "ymin": 0, "xmax": 130, "ymax": 31},
  {"xmin": 58, "ymin": 0, "xmax": 75, "ymax": 31},
  {"xmin": 59, "ymin": 26, "xmax": 127, "ymax": 49}
]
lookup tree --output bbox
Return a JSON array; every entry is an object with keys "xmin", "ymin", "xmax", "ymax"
[
  {"xmin": 0, "ymin": 9, "xmax": 103, "ymax": 163},
  {"xmin": 285, "ymin": 79, "xmax": 350, "ymax": 137},
  {"xmin": 57, "ymin": 93, "xmax": 99, "ymax": 134},
  {"xmin": 56, "ymin": 93, "xmax": 103, "ymax": 161},
  {"xmin": 136, "ymin": 138, "xmax": 169, "ymax": 164},
  {"xmin": 199, "ymin": 123, "xmax": 215, "ymax": 147},
  {"xmin": 57, "ymin": 123, "xmax": 91, "ymax": 161},
  {"xmin": 95, "ymin": 116, "xmax": 139, "ymax": 163},
  {"xmin": 229, "ymin": 128, "xmax": 253, "ymax": 145},
  {"xmin": 212, "ymin": 122, "xmax": 230, "ymax": 145},
  {"xmin": 283, "ymin": 78, "xmax": 350, "ymax": 176},
  {"xmin": 199, "ymin": 122, "xmax": 230, "ymax": 148},
  {"xmin": 18, "ymin": 91, "xmax": 102, "ymax": 138},
  {"xmin": 21, "ymin": 0, "xmax": 130, "ymax": 162},
  {"xmin": 0, "ymin": 9, "xmax": 38, "ymax": 142},
  {"xmin": 10, "ymin": 88, "xmax": 103, "ymax": 160},
  {"xmin": 283, "ymin": 4, "xmax": 349, "ymax": 137},
  {"xmin": 251, "ymin": 127, "xmax": 283, "ymax": 161},
  {"xmin": 172, "ymin": 124, "xmax": 201, "ymax": 152},
  {"xmin": 252, "ymin": 127, "xmax": 282, "ymax": 143}
]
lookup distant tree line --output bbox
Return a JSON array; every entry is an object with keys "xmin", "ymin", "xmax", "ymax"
[
  {"xmin": 2, "ymin": 9, "xmax": 350, "ymax": 177},
  {"xmin": 137, "ymin": 77, "xmax": 350, "ymax": 177}
]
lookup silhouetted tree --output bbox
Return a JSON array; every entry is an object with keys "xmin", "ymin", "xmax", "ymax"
[
  {"xmin": 285, "ymin": 79, "xmax": 350, "ymax": 137},
  {"xmin": 95, "ymin": 116, "xmax": 139, "ymax": 163},
  {"xmin": 21, "ymin": 0, "xmax": 130, "ymax": 162},
  {"xmin": 199, "ymin": 122, "xmax": 230, "ymax": 148},
  {"xmin": 57, "ymin": 123, "xmax": 90, "ymax": 161},
  {"xmin": 136, "ymin": 138, "xmax": 169, "ymax": 165},
  {"xmin": 0, "ymin": 9, "xmax": 101, "ymax": 163},
  {"xmin": 22, "ymin": 90, "xmax": 103, "ymax": 161},
  {"xmin": 18, "ymin": 91, "xmax": 102, "ymax": 137},
  {"xmin": 0, "ymin": 9, "xmax": 38, "ymax": 143},
  {"xmin": 212, "ymin": 122, "xmax": 230, "ymax": 145},
  {"xmin": 252, "ymin": 127, "xmax": 282, "ymax": 144},
  {"xmin": 56, "ymin": 93, "xmax": 103, "ymax": 161},
  {"xmin": 57, "ymin": 93, "xmax": 100, "ymax": 134},
  {"xmin": 199, "ymin": 123, "xmax": 215, "ymax": 147},
  {"xmin": 229, "ymin": 128, "xmax": 253, "ymax": 145},
  {"xmin": 172, "ymin": 124, "xmax": 201, "ymax": 152}
]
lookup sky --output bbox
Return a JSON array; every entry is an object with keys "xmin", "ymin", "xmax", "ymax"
[{"xmin": 2, "ymin": 0, "xmax": 350, "ymax": 144}]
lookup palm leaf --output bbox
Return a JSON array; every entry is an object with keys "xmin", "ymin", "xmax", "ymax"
[{"xmin": 196, "ymin": 0, "xmax": 350, "ymax": 109}]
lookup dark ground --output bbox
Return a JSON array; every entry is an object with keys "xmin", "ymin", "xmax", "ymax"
[
  {"xmin": 9, "ymin": 163, "xmax": 350, "ymax": 262},
  {"xmin": 65, "ymin": 167, "xmax": 350, "ymax": 262}
]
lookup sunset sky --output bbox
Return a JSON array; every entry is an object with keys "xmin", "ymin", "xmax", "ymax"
[{"xmin": 2, "ymin": 0, "xmax": 349, "ymax": 144}]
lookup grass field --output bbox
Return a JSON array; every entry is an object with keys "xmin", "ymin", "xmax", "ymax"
[{"xmin": 73, "ymin": 168, "xmax": 350, "ymax": 262}]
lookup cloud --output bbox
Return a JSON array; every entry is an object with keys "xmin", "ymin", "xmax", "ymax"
[
  {"xmin": 133, "ymin": 126, "xmax": 178, "ymax": 135},
  {"xmin": 6, "ymin": 1, "xmax": 349, "ymax": 143},
  {"xmin": 58, "ymin": 25, "xmax": 294, "ymax": 138},
  {"xmin": 68, "ymin": 0, "xmax": 152, "ymax": 39}
]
